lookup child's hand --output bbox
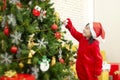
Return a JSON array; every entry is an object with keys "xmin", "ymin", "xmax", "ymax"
[
  {"xmin": 63, "ymin": 19, "xmax": 68, "ymax": 26},
  {"xmin": 63, "ymin": 18, "xmax": 73, "ymax": 28}
]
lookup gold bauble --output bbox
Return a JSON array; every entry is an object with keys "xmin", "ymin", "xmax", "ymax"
[{"xmin": 19, "ymin": 62, "xmax": 24, "ymax": 68}]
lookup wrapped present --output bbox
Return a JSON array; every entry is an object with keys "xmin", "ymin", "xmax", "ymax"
[
  {"xmin": 100, "ymin": 50, "xmax": 107, "ymax": 61},
  {"xmin": 109, "ymin": 63, "xmax": 120, "ymax": 75},
  {"xmin": 98, "ymin": 70, "xmax": 109, "ymax": 80},
  {"xmin": 0, "ymin": 74, "xmax": 35, "ymax": 80},
  {"xmin": 113, "ymin": 70, "xmax": 120, "ymax": 80},
  {"xmin": 113, "ymin": 74, "xmax": 120, "ymax": 80}
]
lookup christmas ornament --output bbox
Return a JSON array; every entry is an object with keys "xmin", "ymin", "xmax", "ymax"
[
  {"xmin": 7, "ymin": 14, "xmax": 17, "ymax": 27},
  {"xmin": 51, "ymin": 56, "xmax": 56, "ymax": 66},
  {"xmin": 0, "ymin": 52, "xmax": 13, "ymax": 65},
  {"xmin": 59, "ymin": 58, "xmax": 64, "ymax": 64},
  {"xmin": 37, "ymin": 38, "xmax": 48, "ymax": 48},
  {"xmin": 31, "ymin": 65, "xmax": 39, "ymax": 79},
  {"xmin": 27, "ymin": 50, "xmax": 36, "ymax": 64},
  {"xmin": 39, "ymin": 56, "xmax": 50, "ymax": 72},
  {"xmin": 32, "ymin": 5, "xmax": 41, "ymax": 17},
  {"xmin": 54, "ymin": 32, "xmax": 61, "ymax": 39},
  {"xmin": 10, "ymin": 45, "xmax": 18, "ymax": 54},
  {"xmin": 3, "ymin": 26, "xmax": 10, "ymax": 36},
  {"xmin": 28, "ymin": 34, "xmax": 39, "ymax": 49},
  {"xmin": 4, "ymin": 70, "xmax": 17, "ymax": 77},
  {"xmin": 10, "ymin": 31, "xmax": 22, "ymax": 45},
  {"xmin": 9, "ymin": 0, "xmax": 20, "ymax": 4},
  {"xmin": 58, "ymin": 49, "xmax": 64, "ymax": 64},
  {"xmin": 19, "ymin": 62, "xmax": 24, "ymax": 68},
  {"xmin": 51, "ymin": 23, "xmax": 58, "ymax": 30},
  {"xmin": 38, "ymin": 10, "xmax": 46, "ymax": 22}
]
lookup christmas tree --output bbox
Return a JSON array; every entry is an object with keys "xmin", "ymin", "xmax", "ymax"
[{"xmin": 0, "ymin": 0, "xmax": 77, "ymax": 80}]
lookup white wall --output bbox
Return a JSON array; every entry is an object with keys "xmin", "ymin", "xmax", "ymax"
[
  {"xmin": 95, "ymin": 0, "xmax": 120, "ymax": 62},
  {"xmin": 51, "ymin": 0, "xmax": 93, "ymax": 44}
]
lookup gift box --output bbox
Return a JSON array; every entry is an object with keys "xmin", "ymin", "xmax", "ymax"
[
  {"xmin": 109, "ymin": 63, "xmax": 120, "ymax": 75},
  {"xmin": 112, "ymin": 70, "xmax": 120, "ymax": 80},
  {"xmin": 98, "ymin": 70, "xmax": 109, "ymax": 80},
  {"xmin": 100, "ymin": 50, "xmax": 107, "ymax": 61},
  {"xmin": 0, "ymin": 74, "xmax": 35, "ymax": 80},
  {"xmin": 113, "ymin": 74, "xmax": 120, "ymax": 80}
]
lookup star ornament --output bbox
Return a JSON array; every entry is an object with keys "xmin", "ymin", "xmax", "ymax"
[
  {"xmin": 0, "ymin": 52, "xmax": 13, "ymax": 65},
  {"xmin": 37, "ymin": 38, "xmax": 48, "ymax": 48},
  {"xmin": 31, "ymin": 65, "xmax": 39, "ymax": 79},
  {"xmin": 10, "ymin": 31, "xmax": 22, "ymax": 45},
  {"xmin": 7, "ymin": 14, "xmax": 17, "ymax": 27}
]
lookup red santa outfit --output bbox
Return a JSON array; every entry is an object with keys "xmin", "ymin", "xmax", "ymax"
[{"xmin": 65, "ymin": 18, "xmax": 105, "ymax": 80}]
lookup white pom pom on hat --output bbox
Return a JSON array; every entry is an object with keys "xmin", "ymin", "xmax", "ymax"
[{"xmin": 90, "ymin": 22, "xmax": 105, "ymax": 39}]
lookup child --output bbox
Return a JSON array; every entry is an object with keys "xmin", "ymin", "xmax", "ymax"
[{"xmin": 64, "ymin": 18, "xmax": 105, "ymax": 80}]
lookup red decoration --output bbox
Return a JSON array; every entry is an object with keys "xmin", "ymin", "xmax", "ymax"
[
  {"xmin": 51, "ymin": 24, "xmax": 58, "ymax": 30},
  {"xmin": 109, "ymin": 63, "xmax": 120, "ymax": 75},
  {"xmin": 59, "ymin": 58, "xmax": 64, "ymax": 64},
  {"xmin": 3, "ymin": 26, "xmax": 10, "ymax": 36},
  {"xmin": 32, "ymin": 9, "xmax": 40, "ymax": 16},
  {"xmin": 10, "ymin": 46, "xmax": 18, "ymax": 54},
  {"xmin": 0, "ymin": 74, "xmax": 35, "ymax": 80},
  {"xmin": 32, "ymin": 6, "xmax": 41, "ymax": 17},
  {"xmin": 113, "ymin": 74, "xmax": 120, "ymax": 80},
  {"xmin": 54, "ymin": 32, "xmax": 61, "ymax": 39},
  {"xmin": 109, "ymin": 63, "xmax": 120, "ymax": 80}
]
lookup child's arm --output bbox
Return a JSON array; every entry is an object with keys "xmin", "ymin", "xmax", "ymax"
[
  {"xmin": 92, "ymin": 41, "xmax": 102, "ymax": 77},
  {"xmin": 64, "ymin": 18, "xmax": 83, "ymax": 41}
]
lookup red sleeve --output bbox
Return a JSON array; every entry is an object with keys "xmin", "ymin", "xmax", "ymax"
[
  {"xmin": 65, "ymin": 18, "xmax": 83, "ymax": 41},
  {"xmin": 92, "ymin": 41, "xmax": 102, "ymax": 76}
]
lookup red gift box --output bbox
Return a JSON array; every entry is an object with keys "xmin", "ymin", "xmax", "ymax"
[
  {"xmin": 113, "ymin": 74, "xmax": 120, "ymax": 80},
  {"xmin": 0, "ymin": 74, "xmax": 35, "ymax": 80},
  {"xmin": 109, "ymin": 63, "xmax": 120, "ymax": 75}
]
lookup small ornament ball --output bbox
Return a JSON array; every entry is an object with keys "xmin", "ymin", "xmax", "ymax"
[
  {"xmin": 4, "ymin": 26, "xmax": 10, "ymax": 36},
  {"xmin": 51, "ymin": 23, "xmax": 58, "ymax": 31},
  {"xmin": 54, "ymin": 32, "xmax": 61, "ymax": 39},
  {"xmin": 59, "ymin": 58, "xmax": 64, "ymax": 64},
  {"xmin": 10, "ymin": 46, "xmax": 18, "ymax": 54},
  {"xmin": 32, "ymin": 5, "xmax": 41, "ymax": 16},
  {"xmin": 19, "ymin": 62, "xmax": 24, "ymax": 68}
]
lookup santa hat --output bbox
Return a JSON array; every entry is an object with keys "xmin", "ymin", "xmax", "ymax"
[{"xmin": 90, "ymin": 22, "xmax": 105, "ymax": 39}]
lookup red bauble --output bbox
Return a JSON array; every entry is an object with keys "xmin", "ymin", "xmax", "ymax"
[
  {"xmin": 3, "ymin": 26, "xmax": 10, "ymax": 36},
  {"xmin": 51, "ymin": 24, "xmax": 58, "ymax": 30},
  {"xmin": 54, "ymin": 32, "xmax": 61, "ymax": 39},
  {"xmin": 10, "ymin": 46, "xmax": 18, "ymax": 54},
  {"xmin": 32, "ymin": 9, "xmax": 40, "ymax": 17},
  {"xmin": 59, "ymin": 58, "xmax": 64, "ymax": 64}
]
